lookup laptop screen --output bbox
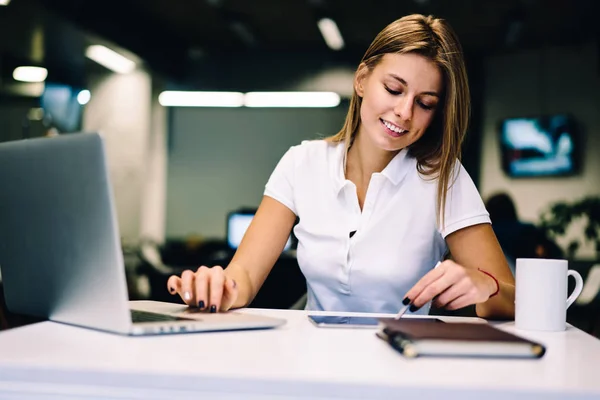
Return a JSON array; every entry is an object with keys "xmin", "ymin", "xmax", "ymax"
[{"xmin": 227, "ymin": 212, "xmax": 292, "ymax": 251}]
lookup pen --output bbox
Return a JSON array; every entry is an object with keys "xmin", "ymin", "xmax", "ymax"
[{"xmin": 394, "ymin": 261, "xmax": 442, "ymax": 320}]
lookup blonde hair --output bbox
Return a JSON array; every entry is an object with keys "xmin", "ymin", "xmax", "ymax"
[{"xmin": 327, "ymin": 14, "xmax": 470, "ymax": 227}]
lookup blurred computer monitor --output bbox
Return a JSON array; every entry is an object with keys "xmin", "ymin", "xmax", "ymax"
[
  {"xmin": 226, "ymin": 210, "xmax": 292, "ymax": 251},
  {"xmin": 499, "ymin": 114, "xmax": 579, "ymax": 177},
  {"xmin": 40, "ymin": 82, "xmax": 85, "ymax": 133}
]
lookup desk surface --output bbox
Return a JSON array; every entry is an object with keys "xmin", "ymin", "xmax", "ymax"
[{"xmin": 0, "ymin": 306, "xmax": 599, "ymax": 400}]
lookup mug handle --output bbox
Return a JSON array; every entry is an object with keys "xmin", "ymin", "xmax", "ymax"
[{"xmin": 566, "ymin": 270, "xmax": 584, "ymax": 309}]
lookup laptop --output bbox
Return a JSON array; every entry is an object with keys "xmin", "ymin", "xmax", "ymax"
[{"xmin": 0, "ymin": 133, "xmax": 286, "ymax": 335}]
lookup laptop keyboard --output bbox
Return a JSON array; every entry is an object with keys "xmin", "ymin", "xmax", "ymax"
[{"xmin": 130, "ymin": 309, "xmax": 195, "ymax": 323}]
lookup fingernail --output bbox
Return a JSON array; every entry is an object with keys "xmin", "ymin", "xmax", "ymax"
[
  {"xmin": 409, "ymin": 304, "xmax": 420, "ymax": 312},
  {"xmin": 198, "ymin": 300, "xmax": 205, "ymax": 309},
  {"xmin": 184, "ymin": 292, "xmax": 191, "ymax": 301},
  {"xmin": 210, "ymin": 305, "xmax": 217, "ymax": 313},
  {"xmin": 168, "ymin": 286, "xmax": 176, "ymax": 295},
  {"xmin": 402, "ymin": 297, "xmax": 410, "ymax": 305},
  {"xmin": 232, "ymin": 279, "xmax": 237, "ymax": 289}
]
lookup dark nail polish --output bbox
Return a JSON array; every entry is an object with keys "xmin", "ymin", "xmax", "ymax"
[
  {"xmin": 168, "ymin": 286, "xmax": 175, "ymax": 294},
  {"xmin": 402, "ymin": 297, "xmax": 410, "ymax": 305},
  {"xmin": 409, "ymin": 304, "xmax": 420, "ymax": 313},
  {"xmin": 198, "ymin": 300, "xmax": 205, "ymax": 309},
  {"xmin": 210, "ymin": 305, "xmax": 217, "ymax": 313}
]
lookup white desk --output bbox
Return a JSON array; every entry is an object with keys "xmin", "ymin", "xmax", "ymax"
[{"xmin": 0, "ymin": 307, "xmax": 598, "ymax": 400}]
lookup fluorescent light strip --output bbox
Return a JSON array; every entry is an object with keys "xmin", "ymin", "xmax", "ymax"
[
  {"xmin": 159, "ymin": 91, "xmax": 341, "ymax": 108},
  {"xmin": 317, "ymin": 18, "xmax": 344, "ymax": 51},
  {"xmin": 158, "ymin": 91, "xmax": 245, "ymax": 107},
  {"xmin": 85, "ymin": 45, "xmax": 136, "ymax": 74},
  {"xmin": 244, "ymin": 92, "xmax": 340, "ymax": 108},
  {"xmin": 12, "ymin": 66, "xmax": 48, "ymax": 83},
  {"xmin": 0, "ymin": 0, "xmax": 11, "ymax": 6}
]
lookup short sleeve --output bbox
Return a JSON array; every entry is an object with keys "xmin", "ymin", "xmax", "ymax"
[
  {"xmin": 439, "ymin": 163, "xmax": 491, "ymax": 238},
  {"xmin": 264, "ymin": 146, "xmax": 298, "ymax": 215}
]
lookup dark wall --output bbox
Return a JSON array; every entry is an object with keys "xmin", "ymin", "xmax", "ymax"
[{"xmin": 462, "ymin": 55, "xmax": 486, "ymax": 188}]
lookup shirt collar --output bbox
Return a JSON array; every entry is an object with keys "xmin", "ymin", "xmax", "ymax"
[
  {"xmin": 332, "ymin": 143, "xmax": 413, "ymax": 194},
  {"xmin": 380, "ymin": 148, "xmax": 412, "ymax": 185}
]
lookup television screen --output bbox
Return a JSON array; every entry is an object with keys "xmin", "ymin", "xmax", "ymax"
[
  {"xmin": 40, "ymin": 83, "xmax": 84, "ymax": 133},
  {"xmin": 499, "ymin": 114, "xmax": 578, "ymax": 177}
]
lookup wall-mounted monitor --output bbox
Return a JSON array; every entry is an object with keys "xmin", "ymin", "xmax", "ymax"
[
  {"xmin": 40, "ymin": 83, "xmax": 84, "ymax": 133},
  {"xmin": 499, "ymin": 114, "xmax": 579, "ymax": 178}
]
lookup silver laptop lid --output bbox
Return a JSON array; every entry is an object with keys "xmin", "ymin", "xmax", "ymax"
[{"xmin": 0, "ymin": 133, "xmax": 132, "ymax": 333}]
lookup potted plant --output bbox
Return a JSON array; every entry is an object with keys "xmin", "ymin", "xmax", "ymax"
[{"xmin": 539, "ymin": 196, "xmax": 600, "ymax": 259}]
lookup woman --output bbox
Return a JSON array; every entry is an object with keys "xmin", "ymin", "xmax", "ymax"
[{"xmin": 167, "ymin": 14, "xmax": 515, "ymax": 319}]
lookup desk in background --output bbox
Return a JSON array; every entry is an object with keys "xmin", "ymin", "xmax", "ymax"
[{"xmin": 0, "ymin": 308, "xmax": 599, "ymax": 399}]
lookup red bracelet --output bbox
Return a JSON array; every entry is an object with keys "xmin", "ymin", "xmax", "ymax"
[{"xmin": 478, "ymin": 268, "xmax": 500, "ymax": 298}]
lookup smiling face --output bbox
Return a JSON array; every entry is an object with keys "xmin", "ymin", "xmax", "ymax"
[{"xmin": 355, "ymin": 53, "xmax": 443, "ymax": 152}]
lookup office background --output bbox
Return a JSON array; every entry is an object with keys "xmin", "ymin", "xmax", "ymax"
[{"xmin": 0, "ymin": 0, "xmax": 599, "ymax": 331}]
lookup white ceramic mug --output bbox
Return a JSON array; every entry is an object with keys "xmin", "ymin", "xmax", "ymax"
[{"xmin": 515, "ymin": 258, "xmax": 584, "ymax": 331}]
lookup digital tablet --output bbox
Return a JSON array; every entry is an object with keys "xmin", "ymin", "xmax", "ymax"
[{"xmin": 308, "ymin": 315, "xmax": 443, "ymax": 328}]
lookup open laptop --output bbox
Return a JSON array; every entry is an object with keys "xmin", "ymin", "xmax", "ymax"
[{"xmin": 0, "ymin": 133, "xmax": 286, "ymax": 335}]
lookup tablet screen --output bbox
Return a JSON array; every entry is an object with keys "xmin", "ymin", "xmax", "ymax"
[
  {"xmin": 308, "ymin": 315, "xmax": 381, "ymax": 326},
  {"xmin": 308, "ymin": 315, "xmax": 444, "ymax": 328}
]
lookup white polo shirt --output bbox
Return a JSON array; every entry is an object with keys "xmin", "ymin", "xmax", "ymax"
[{"xmin": 264, "ymin": 140, "xmax": 490, "ymax": 315}]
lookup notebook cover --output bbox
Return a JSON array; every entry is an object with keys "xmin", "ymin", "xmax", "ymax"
[{"xmin": 378, "ymin": 318, "xmax": 546, "ymax": 359}]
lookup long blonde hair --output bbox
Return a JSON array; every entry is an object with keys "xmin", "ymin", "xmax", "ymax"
[{"xmin": 328, "ymin": 14, "xmax": 470, "ymax": 227}]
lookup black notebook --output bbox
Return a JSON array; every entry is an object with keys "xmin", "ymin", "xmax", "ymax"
[{"xmin": 377, "ymin": 318, "xmax": 545, "ymax": 359}]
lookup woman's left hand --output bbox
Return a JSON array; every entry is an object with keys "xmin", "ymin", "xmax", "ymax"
[{"xmin": 403, "ymin": 260, "xmax": 497, "ymax": 312}]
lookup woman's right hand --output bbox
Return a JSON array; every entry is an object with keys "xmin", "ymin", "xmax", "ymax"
[{"xmin": 166, "ymin": 266, "xmax": 238, "ymax": 312}]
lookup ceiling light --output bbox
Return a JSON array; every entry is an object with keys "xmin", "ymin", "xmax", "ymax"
[
  {"xmin": 0, "ymin": 0, "xmax": 11, "ymax": 6},
  {"xmin": 85, "ymin": 45, "xmax": 136, "ymax": 74},
  {"xmin": 158, "ymin": 91, "xmax": 245, "ymax": 107},
  {"xmin": 77, "ymin": 90, "xmax": 91, "ymax": 105},
  {"xmin": 244, "ymin": 92, "xmax": 341, "ymax": 108},
  {"xmin": 12, "ymin": 66, "xmax": 48, "ymax": 83},
  {"xmin": 317, "ymin": 18, "xmax": 344, "ymax": 51}
]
